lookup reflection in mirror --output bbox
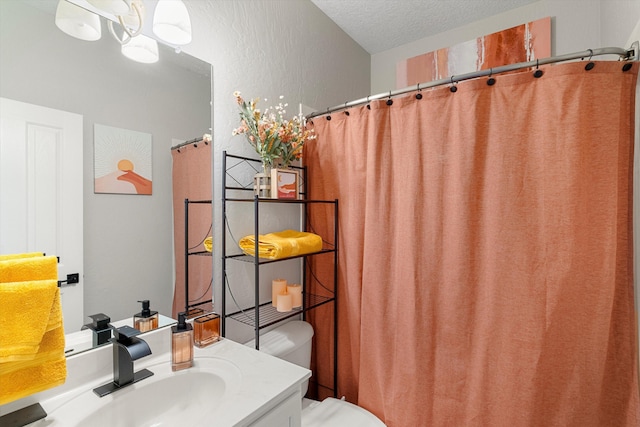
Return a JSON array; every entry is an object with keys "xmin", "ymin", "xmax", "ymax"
[
  {"xmin": 65, "ymin": 314, "xmax": 176, "ymax": 357},
  {"xmin": 0, "ymin": 0, "xmax": 212, "ymax": 355}
]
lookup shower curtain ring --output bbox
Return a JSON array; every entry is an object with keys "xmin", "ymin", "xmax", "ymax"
[
  {"xmin": 533, "ymin": 59, "xmax": 544, "ymax": 78},
  {"xmin": 487, "ymin": 68, "xmax": 496, "ymax": 86},
  {"xmin": 416, "ymin": 83, "xmax": 423, "ymax": 99},
  {"xmin": 585, "ymin": 49, "xmax": 595, "ymax": 70},
  {"xmin": 386, "ymin": 91, "xmax": 393, "ymax": 106},
  {"xmin": 450, "ymin": 76, "xmax": 458, "ymax": 93},
  {"xmin": 366, "ymin": 96, "xmax": 371, "ymax": 110}
]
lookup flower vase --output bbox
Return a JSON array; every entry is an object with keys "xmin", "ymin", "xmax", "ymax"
[{"xmin": 253, "ymin": 164, "xmax": 271, "ymax": 198}]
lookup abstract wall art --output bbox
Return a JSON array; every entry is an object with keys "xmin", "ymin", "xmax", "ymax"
[
  {"xmin": 396, "ymin": 17, "xmax": 551, "ymax": 88},
  {"xmin": 94, "ymin": 123, "xmax": 153, "ymax": 195}
]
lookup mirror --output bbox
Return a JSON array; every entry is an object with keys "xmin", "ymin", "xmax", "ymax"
[
  {"xmin": 65, "ymin": 314, "xmax": 176, "ymax": 356},
  {"xmin": 0, "ymin": 0, "xmax": 212, "ymax": 353}
]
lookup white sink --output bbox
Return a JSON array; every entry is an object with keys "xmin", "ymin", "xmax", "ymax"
[
  {"xmin": 41, "ymin": 357, "xmax": 241, "ymax": 426},
  {"xmin": 6, "ymin": 337, "xmax": 311, "ymax": 426}
]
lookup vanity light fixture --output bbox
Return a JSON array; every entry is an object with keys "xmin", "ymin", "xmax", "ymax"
[
  {"xmin": 121, "ymin": 34, "xmax": 159, "ymax": 63},
  {"xmin": 152, "ymin": 0, "xmax": 192, "ymax": 46},
  {"xmin": 55, "ymin": 0, "xmax": 102, "ymax": 41},
  {"xmin": 54, "ymin": 0, "xmax": 192, "ymax": 64}
]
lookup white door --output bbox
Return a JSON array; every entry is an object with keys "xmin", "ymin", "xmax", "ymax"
[{"xmin": 0, "ymin": 97, "xmax": 84, "ymax": 333}]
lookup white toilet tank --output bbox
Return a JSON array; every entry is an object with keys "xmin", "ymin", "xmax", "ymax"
[
  {"xmin": 244, "ymin": 321, "xmax": 314, "ymax": 396},
  {"xmin": 246, "ymin": 321, "xmax": 387, "ymax": 426}
]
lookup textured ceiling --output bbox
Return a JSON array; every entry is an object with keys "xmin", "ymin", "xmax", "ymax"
[{"xmin": 310, "ymin": 0, "xmax": 540, "ymax": 54}]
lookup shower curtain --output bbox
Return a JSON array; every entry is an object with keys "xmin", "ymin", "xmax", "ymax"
[
  {"xmin": 305, "ymin": 61, "xmax": 640, "ymax": 426},
  {"xmin": 171, "ymin": 142, "xmax": 212, "ymax": 318}
]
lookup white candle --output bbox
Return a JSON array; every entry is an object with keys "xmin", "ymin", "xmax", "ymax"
[
  {"xmin": 287, "ymin": 283, "xmax": 302, "ymax": 308},
  {"xmin": 276, "ymin": 290, "xmax": 293, "ymax": 312},
  {"xmin": 272, "ymin": 279, "xmax": 287, "ymax": 307}
]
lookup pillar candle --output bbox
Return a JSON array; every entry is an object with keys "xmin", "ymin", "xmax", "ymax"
[
  {"xmin": 272, "ymin": 278, "xmax": 287, "ymax": 307},
  {"xmin": 276, "ymin": 290, "xmax": 293, "ymax": 312},
  {"xmin": 287, "ymin": 283, "xmax": 302, "ymax": 308}
]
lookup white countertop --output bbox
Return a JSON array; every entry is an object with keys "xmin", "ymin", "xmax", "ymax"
[{"xmin": 1, "ymin": 326, "xmax": 311, "ymax": 426}]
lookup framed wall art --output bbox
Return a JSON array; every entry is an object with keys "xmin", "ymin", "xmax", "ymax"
[
  {"xmin": 94, "ymin": 123, "xmax": 153, "ymax": 195},
  {"xmin": 270, "ymin": 168, "xmax": 299, "ymax": 200}
]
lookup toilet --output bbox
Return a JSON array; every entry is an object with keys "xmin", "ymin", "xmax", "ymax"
[{"xmin": 245, "ymin": 321, "xmax": 386, "ymax": 426}]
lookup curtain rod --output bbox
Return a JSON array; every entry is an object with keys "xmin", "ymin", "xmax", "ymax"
[
  {"xmin": 307, "ymin": 44, "xmax": 639, "ymax": 119},
  {"xmin": 171, "ymin": 136, "xmax": 210, "ymax": 151}
]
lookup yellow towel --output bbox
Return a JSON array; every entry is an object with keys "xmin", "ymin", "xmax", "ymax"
[
  {"xmin": 0, "ymin": 280, "xmax": 60, "ymax": 362},
  {"xmin": 0, "ymin": 357, "xmax": 66, "ymax": 405},
  {"xmin": 0, "ymin": 252, "xmax": 44, "ymax": 261},
  {"xmin": 239, "ymin": 230, "xmax": 323, "ymax": 259},
  {"xmin": 204, "ymin": 236, "xmax": 213, "ymax": 252},
  {"xmin": 0, "ymin": 255, "xmax": 57, "ymax": 283},
  {"xmin": 0, "ymin": 253, "xmax": 66, "ymax": 404},
  {"xmin": 0, "ymin": 325, "xmax": 65, "ymax": 376}
]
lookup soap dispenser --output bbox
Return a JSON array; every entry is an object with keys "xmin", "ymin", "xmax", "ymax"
[
  {"xmin": 133, "ymin": 300, "xmax": 159, "ymax": 332},
  {"xmin": 171, "ymin": 312, "xmax": 193, "ymax": 371}
]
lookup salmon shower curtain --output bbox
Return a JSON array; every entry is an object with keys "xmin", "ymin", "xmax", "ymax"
[
  {"xmin": 306, "ymin": 61, "xmax": 640, "ymax": 426},
  {"xmin": 171, "ymin": 142, "xmax": 212, "ymax": 318}
]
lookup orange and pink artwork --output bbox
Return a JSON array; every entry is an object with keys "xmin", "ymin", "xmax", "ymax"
[
  {"xmin": 271, "ymin": 168, "xmax": 299, "ymax": 199},
  {"xmin": 396, "ymin": 17, "xmax": 551, "ymax": 88},
  {"xmin": 94, "ymin": 124, "xmax": 153, "ymax": 195}
]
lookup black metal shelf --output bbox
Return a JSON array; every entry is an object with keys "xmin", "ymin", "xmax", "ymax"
[
  {"xmin": 225, "ymin": 248, "xmax": 336, "ymax": 264},
  {"xmin": 188, "ymin": 250, "xmax": 212, "ymax": 256},
  {"xmin": 226, "ymin": 293, "xmax": 334, "ymax": 329},
  {"xmin": 221, "ymin": 150, "xmax": 338, "ymax": 398},
  {"xmin": 224, "ymin": 196, "xmax": 335, "ymax": 204},
  {"xmin": 184, "ymin": 199, "xmax": 213, "ymax": 315}
]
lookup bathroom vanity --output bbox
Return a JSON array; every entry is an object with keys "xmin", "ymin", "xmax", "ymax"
[{"xmin": 0, "ymin": 326, "xmax": 311, "ymax": 426}]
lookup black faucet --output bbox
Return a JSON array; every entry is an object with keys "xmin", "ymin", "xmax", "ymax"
[
  {"xmin": 93, "ymin": 325, "xmax": 154, "ymax": 397},
  {"xmin": 81, "ymin": 313, "xmax": 112, "ymax": 346}
]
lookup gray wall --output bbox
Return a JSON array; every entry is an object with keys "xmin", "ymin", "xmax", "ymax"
[
  {"xmin": 0, "ymin": 1, "xmax": 211, "ymax": 325},
  {"xmin": 181, "ymin": 0, "xmax": 371, "ymax": 343}
]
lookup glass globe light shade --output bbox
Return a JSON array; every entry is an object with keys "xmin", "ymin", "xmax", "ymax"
[
  {"xmin": 153, "ymin": 0, "xmax": 192, "ymax": 45},
  {"xmin": 55, "ymin": 0, "xmax": 101, "ymax": 41},
  {"xmin": 121, "ymin": 34, "xmax": 159, "ymax": 64}
]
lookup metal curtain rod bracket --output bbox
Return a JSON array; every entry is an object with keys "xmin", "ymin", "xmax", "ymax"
[{"xmin": 307, "ymin": 45, "xmax": 637, "ymax": 119}]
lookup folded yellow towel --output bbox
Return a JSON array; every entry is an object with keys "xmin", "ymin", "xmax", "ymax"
[
  {"xmin": 46, "ymin": 288, "xmax": 63, "ymax": 332},
  {"xmin": 0, "ymin": 325, "xmax": 65, "ymax": 376},
  {"xmin": 0, "ymin": 280, "xmax": 60, "ymax": 362},
  {"xmin": 0, "ymin": 357, "xmax": 66, "ymax": 405},
  {"xmin": 204, "ymin": 236, "xmax": 213, "ymax": 252},
  {"xmin": 239, "ymin": 230, "xmax": 323, "ymax": 259},
  {"xmin": 0, "ymin": 255, "xmax": 57, "ymax": 283},
  {"xmin": 0, "ymin": 253, "xmax": 66, "ymax": 404},
  {"xmin": 0, "ymin": 252, "xmax": 44, "ymax": 261}
]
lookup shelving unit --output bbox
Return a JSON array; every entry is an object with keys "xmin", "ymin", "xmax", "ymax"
[
  {"xmin": 184, "ymin": 198, "xmax": 213, "ymax": 316},
  {"xmin": 221, "ymin": 151, "xmax": 338, "ymax": 395}
]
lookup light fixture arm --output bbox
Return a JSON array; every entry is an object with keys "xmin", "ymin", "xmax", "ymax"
[
  {"xmin": 107, "ymin": 20, "xmax": 131, "ymax": 45},
  {"xmin": 107, "ymin": 0, "xmax": 143, "ymax": 44},
  {"xmin": 118, "ymin": 0, "xmax": 144, "ymax": 38}
]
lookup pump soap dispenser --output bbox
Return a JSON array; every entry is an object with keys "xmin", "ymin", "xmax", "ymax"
[
  {"xmin": 171, "ymin": 312, "xmax": 193, "ymax": 371},
  {"xmin": 133, "ymin": 300, "xmax": 159, "ymax": 332}
]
